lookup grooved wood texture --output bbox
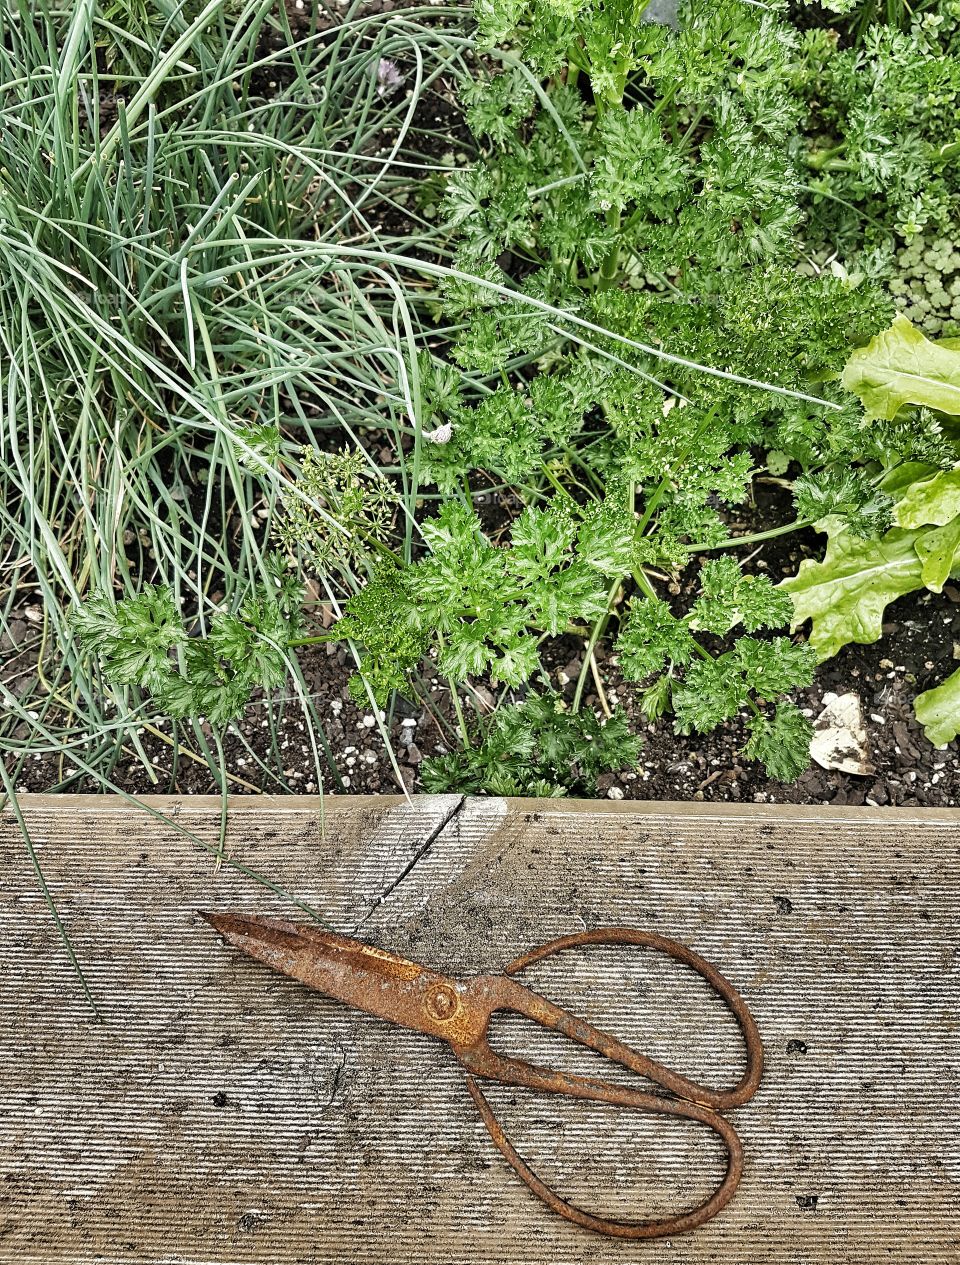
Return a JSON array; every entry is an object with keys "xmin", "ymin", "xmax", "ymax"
[{"xmin": 2, "ymin": 794, "xmax": 958, "ymax": 1264}]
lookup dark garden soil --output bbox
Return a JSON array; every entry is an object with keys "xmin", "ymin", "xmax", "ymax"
[{"xmin": 6, "ymin": 486, "xmax": 960, "ymax": 806}]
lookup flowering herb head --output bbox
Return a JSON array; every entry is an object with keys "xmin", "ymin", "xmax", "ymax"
[{"xmin": 376, "ymin": 58, "xmax": 403, "ymax": 98}]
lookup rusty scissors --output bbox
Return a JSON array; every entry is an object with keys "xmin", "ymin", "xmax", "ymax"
[{"xmin": 204, "ymin": 914, "xmax": 762, "ymax": 1239}]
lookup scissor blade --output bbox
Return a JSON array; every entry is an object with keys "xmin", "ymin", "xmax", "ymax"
[
  {"xmin": 201, "ymin": 911, "xmax": 339, "ymax": 977},
  {"xmin": 202, "ymin": 912, "xmax": 467, "ymax": 1039}
]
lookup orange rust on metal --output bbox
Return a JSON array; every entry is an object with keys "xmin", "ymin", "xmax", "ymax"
[{"xmin": 203, "ymin": 916, "xmax": 763, "ymax": 1240}]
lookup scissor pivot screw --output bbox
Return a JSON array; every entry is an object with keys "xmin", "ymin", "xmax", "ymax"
[{"xmin": 425, "ymin": 984, "xmax": 459, "ymax": 1022}]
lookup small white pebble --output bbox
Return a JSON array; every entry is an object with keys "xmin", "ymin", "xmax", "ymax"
[
  {"xmin": 607, "ymin": 786, "xmax": 625, "ymax": 801},
  {"xmin": 361, "ymin": 715, "xmax": 376, "ymax": 728}
]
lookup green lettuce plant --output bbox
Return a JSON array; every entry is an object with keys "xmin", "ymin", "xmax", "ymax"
[{"xmin": 785, "ymin": 315, "xmax": 960, "ymax": 746}]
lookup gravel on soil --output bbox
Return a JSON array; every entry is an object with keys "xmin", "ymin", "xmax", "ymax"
[{"xmin": 5, "ymin": 568, "xmax": 959, "ymax": 806}]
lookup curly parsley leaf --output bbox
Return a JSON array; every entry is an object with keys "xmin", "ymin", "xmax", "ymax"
[
  {"xmin": 616, "ymin": 597, "xmax": 697, "ymax": 679},
  {"xmin": 793, "ymin": 467, "xmax": 894, "ymax": 538},
  {"xmin": 692, "ymin": 556, "xmax": 794, "ymax": 635},
  {"xmin": 743, "ymin": 702, "xmax": 814, "ymax": 781},
  {"xmin": 421, "ymin": 691, "xmax": 641, "ymax": 796},
  {"xmin": 72, "ymin": 574, "xmax": 304, "ymax": 725}
]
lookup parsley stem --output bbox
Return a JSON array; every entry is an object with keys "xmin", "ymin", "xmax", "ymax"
[
  {"xmin": 685, "ymin": 518, "xmax": 813, "ymax": 552},
  {"xmin": 448, "ymin": 678, "xmax": 471, "ymax": 749},
  {"xmin": 288, "ymin": 632, "xmax": 339, "ymax": 646},
  {"xmin": 598, "ymin": 208, "xmax": 622, "ymax": 289},
  {"xmin": 632, "ymin": 568, "xmax": 658, "ymax": 602},
  {"xmin": 435, "ymin": 629, "xmax": 471, "ymax": 747},
  {"xmin": 806, "ymin": 143, "xmax": 847, "ymax": 172},
  {"xmin": 540, "ymin": 463, "xmax": 570, "ymax": 499},
  {"xmin": 572, "ymin": 575, "xmax": 623, "ymax": 712}
]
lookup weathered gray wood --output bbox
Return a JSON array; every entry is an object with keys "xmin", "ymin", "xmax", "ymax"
[{"xmin": 1, "ymin": 794, "xmax": 958, "ymax": 1264}]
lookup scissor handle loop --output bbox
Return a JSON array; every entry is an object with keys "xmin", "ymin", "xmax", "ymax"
[
  {"xmin": 457, "ymin": 927, "xmax": 763, "ymax": 1239},
  {"xmin": 502, "ymin": 927, "xmax": 763, "ymax": 1110},
  {"xmin": 465, "ymin": 1073, "xmax": 743, "ymax": 1239}
]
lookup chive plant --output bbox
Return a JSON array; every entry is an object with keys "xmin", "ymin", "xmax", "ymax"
[{"xmin": 0, "ymin": 0, "xmax": 469, "ymax": 795}]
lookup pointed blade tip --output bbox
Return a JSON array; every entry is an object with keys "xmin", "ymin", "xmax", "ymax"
[{"xmin": 199, "ymin": 910, "xmax": 236, "ymax": 935}]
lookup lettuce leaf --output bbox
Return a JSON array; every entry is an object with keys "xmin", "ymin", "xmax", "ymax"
[
  {"xmin": 781, "ymin": 518, "xmax": 960, "ymax": 660},
  {"xmin": 915, "ymin": 669, "xmax": 960, "ymax": 748},
  {"xmin": 895, "ymin": 467, "xmax": 960, "ymax": 529},
  {"xmin": 842, "ymin": 315, "xmax": 960, "ymax": 421}
]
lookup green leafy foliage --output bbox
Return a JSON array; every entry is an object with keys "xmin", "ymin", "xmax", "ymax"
[
  {"xmin": 616, "ymin": 598, "xmax": 696, "ymax": 679},
  {"xmin": 615, "ymin": 562, "xmax": 813, "ymax": 777},
  {"xmin": 914, "ymin": 516, "xmax": 960, "ymax": 593},
  {"xmin": 793, "ymin": 468, "xmax": 894, "ymax": 538},
  {"xmin": 428, "ymin": 0, "xmax": 898, "ymax": 540},
  {"xmin": 420, "ymin": 692, "xmax": 642, "ymax": 796},
  {"xmin": 785, "ymin": 318, "xmax": 960, "ymax": 746},
  {"xmin": 334, "ymin": 499, "xmax": 616, "ymax": 704},
  {"xmin": 691, "ymin": 557, "xmax": 794, "ymax": 636},
  {"xmin": 591, "ymin": 106, "xmax": 687, "ymax": 214},
  {"xmin": 335, "ymin": 566, "xmax": 430, "ymax": 708},
  {"xmin": 798, "ymin": 13, "xmax": 960, "ymax": 250},
  {"xmin": 842, "ymin": 315, "xmax": 960, "ymax": 420},
  {"xmin": 70, "ymin": 586, "xmax": 187, "ymax": 696},
  {"xmin": 4, "ymin": 0, "xmax": 473, "ymax": 795},
  {"xmin": 889, "ymin": 233, "xmax": 960, "ymax": 335},
  {"xmin": 786, "ymin": 275, "xmax": 960, "ymax": 767},
  {"xmin": 783, "ymin": 521, "xmax": 938, "ymax": 660},
  {"xmin": 672, "ymin": 638, "xmax": 816, "ymax": 734},
  {"xmin": 895, "ymin": 468, "xmax": 960, "ymax": 529},
  {"xmin": 743, "ymin": 703, "xmax": 814, "ymax": 783},
  {"xmin": 58, "ymin": 0, "xmax": 960, "ymax": 801},
  {"xmin": 72, "ymin": 571, "xmax": 304, "ymax": 726},
  {"xmin": 915, "ymin": 668, "xmax": 960, "ymax": 747},
  {"xmin": 409, "ymin": 0, "xmax": 960, "ymax": 779}
]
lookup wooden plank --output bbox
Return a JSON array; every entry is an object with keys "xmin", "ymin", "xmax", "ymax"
[{"xmin": 1, "ymin": 794, "xmax": 958, "ymax": 1264}]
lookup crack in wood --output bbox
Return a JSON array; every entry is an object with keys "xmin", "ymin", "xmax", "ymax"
[{"xmin": 352, "ymin": 795, "xmax": 465, "ymax": 932}]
